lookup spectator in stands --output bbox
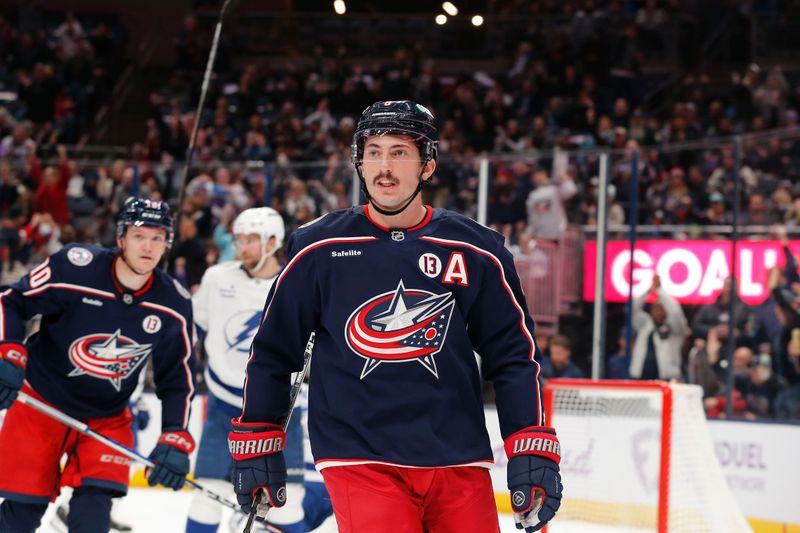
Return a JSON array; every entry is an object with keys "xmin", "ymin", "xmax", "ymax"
[
  {"xmin": 741, "ymin": 345, "xmax": 785, "ymax": 418},
  {"xmin": 212, "ymin": 203, "xmax": 237, "ymax": 263},
  {"xmin": 0, "ymin": 123, "xmax": 36, "ymax": 167},
  {"xmin": 766, "ymin": 239, "xmax": 800, "ymax": 385},
  {"xmin": 525, "ymin": 169, "xmax": 576, "ymax": 241},
  {"xmin": 630, "ymin": 275, "xmax": 688, "ymax": 381},
  {"xmin": 0, "ymin": 204, "xmax": 32, "ymax": 284},
  {"xmin": 168, "ymin": 217, "xmax": 208, "ymax": 292},
  {"xmin": 691, "ymin": 277, "xmax": 753, "ymax": 348},
  {"xmin": 541, "ymin": 335, "xmax": 584, "ymax": 379},
  {"xmin": 33, "ymin": 146, "xmax": 71, "ymax": 226},
  {"xmin": 774, "ymin": 339, "xmax": 800, "ymax": 418},
  {"xmin": 606, "ymin": 332, "xmax": 631, "ymax": 380}
]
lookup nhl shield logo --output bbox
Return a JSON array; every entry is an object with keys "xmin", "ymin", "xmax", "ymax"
[
  {"xmin": 68, "ymin": 329, "xmax": 152, "ymax": 390},
  {"xmin": 344, "ymin": 280, "xmax": 455, "ymax": 379},
  {"xmin": 391, "ymin": 231, "xmax": 404, "ymax": 242}
]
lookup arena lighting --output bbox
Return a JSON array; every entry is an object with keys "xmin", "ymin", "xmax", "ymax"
[
  {"xmin": 471, "ymin": 14, "xmax": 484, "ymax": 26},
  {"xmin": 333, "ymin": 0, "xmax": 346, "ymax": 15},
  {"xmin": 442, "ymin": 2, "xmax": 458, "ymax": 16},
  {"xmin": 435, "ymin": 14, "xmax": 447, "ymax": 25}
]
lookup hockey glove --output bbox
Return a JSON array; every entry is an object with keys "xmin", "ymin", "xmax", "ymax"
[
  {"xmin": 505, "ymin": 426, "xmax": 563, "ymax": 532},
  {"xmin": 0, "ymin": 343, "xmax": 27, "ymax": 410},
  {"xmin": 228, "ymin": 420, "xmax": 287, "ymax": 513},
  {"xmin": 147, "ymin": 430, "xmax": 195, "ymax": 490}
]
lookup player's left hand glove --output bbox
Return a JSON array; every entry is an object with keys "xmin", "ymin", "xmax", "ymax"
[
  {"xmin": 147, "ymin": 430, "xmax": 195, "ymax": 490},
  {"xmin": 228, "ymin": 420, "xmax": 287, "ymax": 514},
  {"xmin": 0, "ymin": 343, "xmax": 27, "ymax": 410},
  {"xmin": 505, "ymin": 426, "xmax": 563, "ymax": 532}
]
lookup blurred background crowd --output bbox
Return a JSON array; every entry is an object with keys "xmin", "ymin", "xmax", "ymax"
[{"xmin": 2, "ymin": 0, "xmax": 800, "ymax": 421}]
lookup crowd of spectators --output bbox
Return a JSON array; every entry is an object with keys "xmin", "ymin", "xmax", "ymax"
[
  {"xmin": 0, "ymin": 6, "xmax": 128, "ymax": 148},
  {"xmin": 2, "ymin": 1, "xmax": 800, "ymax": 420}
]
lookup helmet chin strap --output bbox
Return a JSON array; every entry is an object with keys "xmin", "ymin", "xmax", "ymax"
[
  {"xmin": 359, "ymin": 165, "xmax": 429, "ymax": 217},
  {"xmin": 246, "ymin": 239, "xmax": 279, "ymax": 274}
]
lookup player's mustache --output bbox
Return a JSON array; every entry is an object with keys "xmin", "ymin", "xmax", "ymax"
[{"xmin": 372, "ymin": 173, "xmax": 398, "ymax": 186}]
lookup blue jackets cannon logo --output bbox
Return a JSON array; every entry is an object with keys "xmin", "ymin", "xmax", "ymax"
[
  {"xmin": 344, "ymin": 280, "xmax": 455, "ymax": 379},
  {"xmin": 68, "ymin": 329, "xmax": 152, "ymax": 390}
]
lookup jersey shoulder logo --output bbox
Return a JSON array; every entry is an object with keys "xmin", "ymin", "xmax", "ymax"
[
  {"xmin": 344, "ymin": 280, "xmax": 455, "ymax": 380},
  {"xmin": 67, "ymin": 247, "xmax": 94, "ymax": 266},
  {"xmin": 68, "ymin": 329, "xmax": 152, "ymax": 390},
  {"xmin": 173, "ymin": 278, "xmax": 191, "ymax": 299}
]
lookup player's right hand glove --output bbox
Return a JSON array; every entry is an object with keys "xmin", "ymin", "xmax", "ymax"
[
  {"xmin": 505, "ymin": 426, "xmax": 563, "ymax": 532},
  {"xmin": 0, "ymin": 343, "xmax": 27, "ymax": 410},
  {"xmin": 228, "ymin": 420, "xmax": 287, "ymax": 514},
  {"xmin": 147, "ymin": 430, "xmax": 195, "ymax": 490}
]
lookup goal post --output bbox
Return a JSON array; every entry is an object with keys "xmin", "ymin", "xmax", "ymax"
[{"xmin": 543, "ymin": 379, "xmax": 752, "ymax": 533}]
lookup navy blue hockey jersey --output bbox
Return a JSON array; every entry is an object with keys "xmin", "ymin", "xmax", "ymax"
[
  {"xmin": 242, "ymin": 205, "xmax": 544, "ymax": 470},
  {"xmin": 0, "ymin": 244, "xmax": 195, "ymax": 429}
]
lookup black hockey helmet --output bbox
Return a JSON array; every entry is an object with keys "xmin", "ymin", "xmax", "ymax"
[
  {"xmin": 116, "ymin": 197, "xmax": 174, "ymax": 246},
  {"xmin": 351, "ymin": 100, "xmax": 439, "ymax": 167}
]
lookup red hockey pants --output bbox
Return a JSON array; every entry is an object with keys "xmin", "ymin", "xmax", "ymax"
[{"xmin": 320, "ymin": 463, "xmax": 501, "ymax": 533}]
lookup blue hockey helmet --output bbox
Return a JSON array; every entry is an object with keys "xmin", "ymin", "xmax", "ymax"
[
  {"xmin": 351, "ymin": 100, "xmax": 438, "ymax": 167},
  {"xmin": 116, "ymin": 197, "xmax": 175, "ymax": 246}
]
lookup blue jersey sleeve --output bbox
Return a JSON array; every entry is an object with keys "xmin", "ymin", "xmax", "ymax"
[
  {"xmin": 241, "ymin": 232, "xmax": 318, "ymax": 424},
  {"xmin": 0, "ymin": 253, "xmax": 69, "ymax": 344},
  {"xmin": 147, "ymin": 296, "xmax": 197, "ymax": 430},
  {"xmin": 468, "ymin": 237, "xmax": 545, "ymax": 438}
]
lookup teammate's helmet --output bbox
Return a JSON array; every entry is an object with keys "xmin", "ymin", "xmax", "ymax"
[
  {"xmin": 351, "ymin": 101, "xmax": 438, "ymax": 167},
  {"xmin": 116, "ymin": 197, "xmax": 174, "ymax": 246},
  {"xmin": 233, "ymin": 207, "xmax": 285, "ymax": 250}
]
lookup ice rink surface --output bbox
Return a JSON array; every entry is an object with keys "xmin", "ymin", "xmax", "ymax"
[{"xmin": 27, "ymin": 487, "xmax": 640, "ymax": 533}]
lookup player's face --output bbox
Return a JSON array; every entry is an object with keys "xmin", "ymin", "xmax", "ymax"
[
  {"xmin": 360, "ymin": 134, "xmax": 435, "ymax": 211},
  {"xmin": 118, "ymin": 226, "xmax": 168, "ymax": 274},
  {"xmin": 234, "ymin": 233, "xmax": 265, "ymax": 270}
]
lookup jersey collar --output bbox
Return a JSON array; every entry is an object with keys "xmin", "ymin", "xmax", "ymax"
[
  {"xmin": 112, "ymin": 254, "xmax": 155, "ymax": 300},
  {"xmin": 363, "ymin": 204, "xmax": 433, "ymax": 233}
]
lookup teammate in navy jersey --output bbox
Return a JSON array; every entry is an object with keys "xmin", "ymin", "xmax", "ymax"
[
  {"xmin": 0, "ymin": 197, "xmax": 197, "ymax": 533},
  {"xmin": 186, "ymin": 207, "xmax": 319, "ymax": 533},
  {"xmin": 228, "ymin": 101, "xmax": 563, "ymax": 533}
]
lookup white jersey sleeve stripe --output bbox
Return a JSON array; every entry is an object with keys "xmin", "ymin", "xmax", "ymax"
[
  {"xmin": 421, "ymin": 235, "xmax": 542, "ymax": 424},
  {"xmin": 139, "ymin": 300, "xmax": 195, "ymax": 428}
]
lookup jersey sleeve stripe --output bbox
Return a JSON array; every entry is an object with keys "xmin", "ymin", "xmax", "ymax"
[
  {"xmin": 139, "ymin": 301, "xmax": 195, "ymax": 427},
  {"xmin": 260, "ymin": 235, "xmax": 379, "ymax": 325},
  {"xmin": 22, "ymin": 283, "xmax": 117, "ymax": 299},
  {"xmin": 241, "ymin": 235, "xmax": 378, "ymax": 416},
  {"xmin": 0, "ymin": 288, "xmax": 12, "ymax": 339},
  {"xmin": 420, "ymin": 235, "xmax": 542, "ymax": 424}
]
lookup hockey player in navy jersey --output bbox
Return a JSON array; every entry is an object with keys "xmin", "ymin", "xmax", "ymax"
[
  {"xmin": 186, "ymin": 207, "xmax": 314, "ymax": 533},
  {"xmin": 228, "ymin": 100, "xmax": 563, "ymax": 533},
  {"xmin": 0, "ymin": 197, "xmax": 196, "ymax": 532}
]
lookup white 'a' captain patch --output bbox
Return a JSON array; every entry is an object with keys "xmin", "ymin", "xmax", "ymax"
[{"xmin": 67, "ymin": 247, "xmax": 93, "ymax": 266}]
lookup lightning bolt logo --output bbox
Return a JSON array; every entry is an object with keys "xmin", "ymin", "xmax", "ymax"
[{"xmin": 224, "ymin": 310, "xmax": 263, "ymax": 354}]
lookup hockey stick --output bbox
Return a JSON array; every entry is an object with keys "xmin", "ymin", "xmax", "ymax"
[
  {"xmin": 15, "ymin": 391, "xmax": 243, "ymax": 514},
  {"xmin": 170, "ymin": 0, "xmax": 239, "ymax": 256},
  {"xmin": 243, "ymin": 331, "xmax": 316, "ymax": 533}
]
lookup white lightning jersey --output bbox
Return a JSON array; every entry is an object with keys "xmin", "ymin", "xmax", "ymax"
[{"xmin": 192, "ymin": 261, "xmax": 276, "ymax": 408}]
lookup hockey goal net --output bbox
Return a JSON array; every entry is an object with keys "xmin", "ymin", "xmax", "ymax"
[{"xmin": 543, "ymin": 379, "xmax": 752, "ymax": 533}]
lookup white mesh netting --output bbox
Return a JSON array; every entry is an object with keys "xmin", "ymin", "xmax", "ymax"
[{"xmin": 546, "ymin": 381, "xmax": 752, "ymax": 533}]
